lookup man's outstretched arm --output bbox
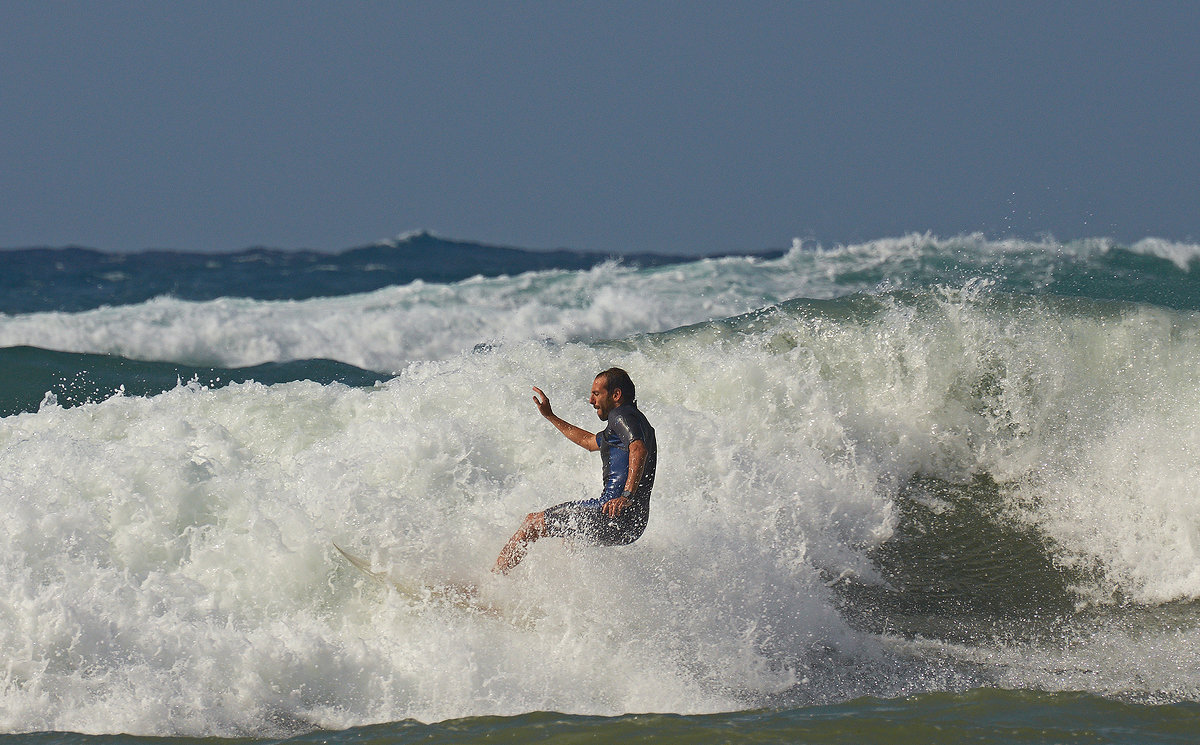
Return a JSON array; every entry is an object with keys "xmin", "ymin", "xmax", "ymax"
[{"xmin": 533, "ymin": 386, "xmax": 600, "ymax": 451}]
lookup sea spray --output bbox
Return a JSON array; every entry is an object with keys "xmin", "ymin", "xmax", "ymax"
[
  {"xmin": 0, "ymin": 350, "xmax": 854, "ymax": 734},
  {"xmin": 5, "ymin": 281, "xmax": 1200, "ymax": 735}
]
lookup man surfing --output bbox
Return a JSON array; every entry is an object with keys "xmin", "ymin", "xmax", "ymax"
[{"xmin": 494, "ymin": 367, "xmax": 657, "ymax": 574}]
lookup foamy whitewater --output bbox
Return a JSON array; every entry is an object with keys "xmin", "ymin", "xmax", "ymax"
[{"xmin": 3, "ymin": 233, "xmax": 1200, "ymax": 739}]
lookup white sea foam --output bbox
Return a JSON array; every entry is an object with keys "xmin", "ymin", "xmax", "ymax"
[
  {"xmin": 8, "ymin": 233, "xmax": 1182, "ymax": 370},
  {"xmin": 1128, "ymin": 237, "xmax": 1200, "ymax": 271},
  {"xmin": 3, "ymin": 286, "xmax": 1200, "ymax": 735},
  {"xmin": 0, "ymin": 341, "xmax": 873, "ymax": 735},
  {"xmin": 0, "ymin": 255, "xmax": 818, "ymax": 370}
]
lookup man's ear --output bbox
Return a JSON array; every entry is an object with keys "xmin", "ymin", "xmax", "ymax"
[{"xmin": 611, "ymin": 387, "xmax": 623, "ymax": 403}]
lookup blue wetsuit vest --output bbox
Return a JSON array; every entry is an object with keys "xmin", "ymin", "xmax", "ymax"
[
  {"xmin": 590, "ymin": 403, "xmax": 657, "ymax": 507},
  {"xmin": 541, "ymin": 402, "xmax": 657, "ymax": 545}
]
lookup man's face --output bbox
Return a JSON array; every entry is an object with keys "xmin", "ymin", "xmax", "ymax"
[{"xmin": 590, "ymin": 375, "xmax": 619, "ymax": 420}]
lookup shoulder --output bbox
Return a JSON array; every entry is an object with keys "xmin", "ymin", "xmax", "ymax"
[
  {"xmin": 608, "ymin": 404, "xmax": 652, "ymax": 440},
  {"xmin": 606, "ymin": 404, "xmax": 636, "ymax": 426}
]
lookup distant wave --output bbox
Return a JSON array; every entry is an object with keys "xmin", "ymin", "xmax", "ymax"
[
  {"xmin": 0, "ymin": 232, "xmax": 733, "ymax": 314},
  {"xmin": 7, "ymin": 232, "xmax": 1197, "ymax": 317},
  {"xmin": 0, "ymin": 253, "xmax": 814, "ymax": 369},
  {"xmin": 3, "ymin": 234, "xmax": 1200, "ymax": 371}
]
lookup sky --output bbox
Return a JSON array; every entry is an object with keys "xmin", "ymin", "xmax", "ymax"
[{"xmin": 2, "ymin": 1, "xmax": 1198, "ymax": 255}]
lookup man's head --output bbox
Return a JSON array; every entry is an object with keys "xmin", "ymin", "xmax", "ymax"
[{"xmin": 590, "ymin": 367, "xmax": 636, "ymax": 420}]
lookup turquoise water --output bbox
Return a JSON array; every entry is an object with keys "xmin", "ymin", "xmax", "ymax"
[{"xmin": 3, "ymin": 233, "xmax": 1200, "ymax": 742}]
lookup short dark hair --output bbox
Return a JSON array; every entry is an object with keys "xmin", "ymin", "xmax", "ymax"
[{"xmin": 596, "ymin": 367, "xmax": 636, "ymax": 404}]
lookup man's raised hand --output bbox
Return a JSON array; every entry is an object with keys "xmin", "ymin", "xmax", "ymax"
[{"xmin": 532, "ymin": 386, "xmax": 554, "ymax": 418}]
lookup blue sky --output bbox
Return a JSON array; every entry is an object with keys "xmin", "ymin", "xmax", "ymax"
[{"xmin": 2, "ymin": 1, "xmax": 1197, "ymax": 254}]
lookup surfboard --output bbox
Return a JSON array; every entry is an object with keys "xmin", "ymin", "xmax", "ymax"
[{"xmin": 333, "ymin": 543, "xmax": 502, "ymax": 618}]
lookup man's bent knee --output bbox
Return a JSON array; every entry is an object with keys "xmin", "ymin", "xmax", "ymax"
[{"xmin": 519, "ymin": 511, "xmax": 547, "ymax": 540}]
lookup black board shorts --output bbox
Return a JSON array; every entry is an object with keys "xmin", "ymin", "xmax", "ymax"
[{"xmin": 542, "ymin": 499, "xmax": 648, "ymax": 546}]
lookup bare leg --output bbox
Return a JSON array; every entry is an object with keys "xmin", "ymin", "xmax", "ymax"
[{"xmin": 494, "ymin": 511, "xmax": 548, "ymax": 574}]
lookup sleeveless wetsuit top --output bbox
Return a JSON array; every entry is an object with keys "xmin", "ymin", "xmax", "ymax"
[
  {"xmin": 541, "ymin": 402, "xmax": 657, "ymax": 546},
  {"xmin": 596, "ymin": 403, "xmax": 657, "ymax": 504}
]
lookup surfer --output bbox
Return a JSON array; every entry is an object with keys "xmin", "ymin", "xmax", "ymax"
[{"xmin": 494, "ymin": 367, "xmax": 657, "ymax": 574}]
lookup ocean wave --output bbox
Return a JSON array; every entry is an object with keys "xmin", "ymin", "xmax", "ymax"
[
  {"xmin": 3, "ymin": 285, "xmax": 1200, "ymax": 734},
  {"xmin": 5, "ymin": 233, "xmax": 1200, "ymax": 372},
  {"xmin": 0, "ymin": 255, "xmax": 814, "ymax": 369},
  {"xmin": 0, "ymin": 233, "xmax": 708, "ymax": 315},
  {"xmin": 1129, "ymin": 237, "xmax": 1200, "ymax": 271}
]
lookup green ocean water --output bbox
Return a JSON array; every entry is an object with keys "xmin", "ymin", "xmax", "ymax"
[{"xmin": 11, "ymin": 691, "xmax": 1199, "ymax": 745}]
